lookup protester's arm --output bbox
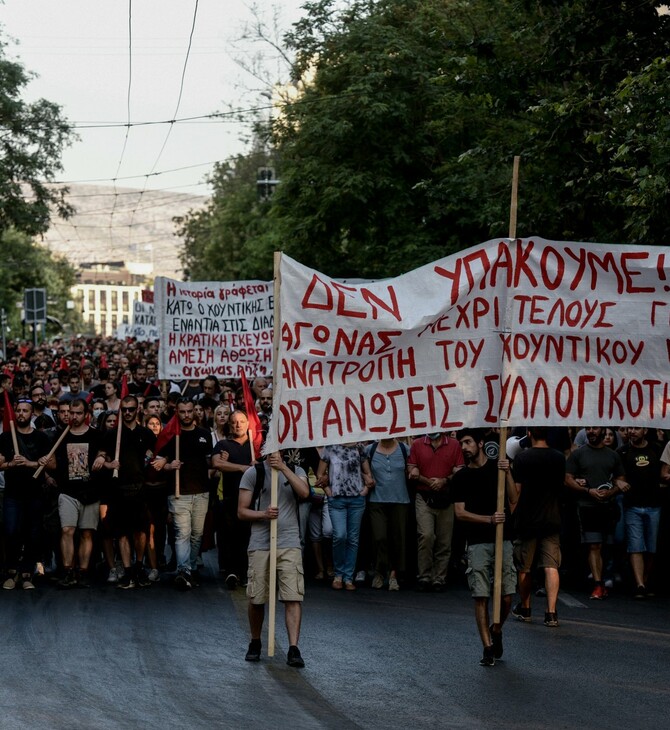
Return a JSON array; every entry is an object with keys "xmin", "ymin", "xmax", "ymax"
[
  {"xmin": 498, "ymin": 458, "xmax": 518, "ymax": 511},
  {"xmin": 565, "ymin": 472, "xmax": 605, "ymax": 501},
  {"xmin": 454, "ymin": 501, "xmax": 505, "ymax": 525},
  {"xmin": 237, "ymin": 477, "xmax": 278, "ymax": 522},
  {"xmin": 268, "ymin": 452, "xmax": 309, "ymax": 500},
  {"xmin": 662, "ymin": 461, "xmax": 670, "ymax": 483}
]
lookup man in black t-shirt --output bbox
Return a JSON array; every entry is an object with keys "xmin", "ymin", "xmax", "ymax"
[
  {"xmin": 0, "ymin": 400, "xmax": 51, "ymax": 590},
  {"xmin": 453, "ymin": 428, "xmax": 517, "ymax": 667},
  {"xmin": 47, "ymin": 398, "xmax": 107, "ymax": 588},
  {"xmin": 105, "ymin": 395, "xmax": 156, "ymax": 589},
  {"xmin": 511, "ymin": 427, "xmax": 566, "ymax": 627},
  {"xmin": 156, "ymin": 400, "xmax": 212, "ymax": 590}
]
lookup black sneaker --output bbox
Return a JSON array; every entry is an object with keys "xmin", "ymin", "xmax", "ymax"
[
  {"xmin": 57, "ymin": 570, "xmax": 78, "ymax": 590},
  {"xmin": 174, "ymin": 571, "xmax": 192, "ymax": 591},
  {"xmin": 76, "ymin": 571, "xmax": 91, "ymax": 589},
  {"xmin": 489, "ymin": 626, "xmax": 503, "ymax": 659},
  {"xmin": 135, "ymin": 568, "xmax": 151, "ymax": 588},
  {"xmin": 512, "ymin": 602, "xmax": 532, "ymax": 622},
  {"xmin": 117, "ymin": 572, "xmax": 136, "ymax": 590},
  {"xmin": 415, "ymin": 580, "xmax": 431, "ymax": 593},
  {"xmin": 225, "ymin": 573, "xmax": 239, "ymax": 590},
  {"xmin": 286, "ymin": 645, "xmax": 305, "ymax": 668},
  {"xmin": 634, "ymin": 585, "xmax": 646, "ymax": 600},
  {"xmin": 245, "ymin": 640, "xmax": 261, "ymax": 662},
  {"xmin": 480, "ymin": 645, "xmax": 495, "ymax": 667},
  {"xmin": 544, "ymin": 612, "xmax": 559, "ymax": 627},
  {"xmin": 189, "ymin": 570, "xmax": 201, "ymax": 588}
]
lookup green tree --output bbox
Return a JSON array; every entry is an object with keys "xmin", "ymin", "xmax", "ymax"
[
  {"xmin": 175, "ymin": 147, "xmax": 278, "ymax": 281},
  {"xmin": 0, "ymin": 37, "xmax": 74, "ymax": 236},
  {"xmin": 0, "ymin": 227, "xmax": 79, "ymax": 334},
  {"xmin": 266, "ymin": 0, "xmax": 669, "ymax": 277}
]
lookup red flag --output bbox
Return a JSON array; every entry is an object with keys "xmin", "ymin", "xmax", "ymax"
[
  {"xmin": 155, "ymin": 413, "xmax": 181, "ymax": 455},
  {"xmin": 2, "ymin": 367, "xmax": 13, "ymax": 379},
  {"xmin": 239, "ymin": 370, "xmax": 263, "ymax": 455},
  {"xmin": 59, "ymin": 357, "xmax": 68, "ymax": 371},
  {"xmin": 86, "ymin": 391, "xmax": 95, "ymax": 404},
  {"xmin": 100, "ymin": 354, "xmax": 109, "ymax": 369},
  {"xmin": 143, "ymin": 382, "xmax": 153, "ymax": 397},
  {"xmin": 2, "ymin": 390, "xmax": 15, "ymax": 433},
  {"xmin": 120, "ymin": 374, "xmax": 129, "ymax": 399}
]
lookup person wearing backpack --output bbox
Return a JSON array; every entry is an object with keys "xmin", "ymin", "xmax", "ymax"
[
  {"xmin": 238, "ymin": 451, "xmax": 309, "ymax": 667},
  {"xmin": 365, "ymin": 438, "xmax": 411, "ymax": 591}
]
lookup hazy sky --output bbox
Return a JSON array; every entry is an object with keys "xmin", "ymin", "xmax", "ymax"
[{"xmin": 1, "ymin": 0, "xmax": 306, "ymax": 196}]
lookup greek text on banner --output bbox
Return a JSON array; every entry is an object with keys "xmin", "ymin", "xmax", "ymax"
[{"xmin": 264, "ymin": 238, "xmax": 670, "ymax": 452}]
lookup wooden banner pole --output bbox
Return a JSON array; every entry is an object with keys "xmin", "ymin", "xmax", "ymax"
[
  {"xmin": 33, "ymin": 425, "xmax": 70, "ymax": 479},
  {"xmin": 492, "ymin": 155, "xmax": 519, "ymax": 625},
  {"xmin": 267, "ymin": 251, "xmax": 282, "ymax": 658}
]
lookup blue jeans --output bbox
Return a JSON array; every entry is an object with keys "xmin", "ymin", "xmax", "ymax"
[
  {"xmin": 168, "ymin": 493, "xmax": 209, "ymax": 574},
  {"xmin": 329, "ymin": 495, "xmax": 366, "ymax": 583},
  {"xmin": 625, "ymin": 506, "xmax": 661, "ymax": 553}
]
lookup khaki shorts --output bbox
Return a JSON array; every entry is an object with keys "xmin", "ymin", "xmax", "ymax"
[
  {"xmin": 58, "ymin": 493, "xmax": 100, "ymax": 531},
  {"xmin": 247, "ymin": 548, "xmax": 304, "ymax": 605},
  {"xmin": 514, "ymin": 534, "xmax": 561, "ymax": 572},
  {"xmin": 466, "ymin": 541, "xmax": 516, "ymax": 598}
]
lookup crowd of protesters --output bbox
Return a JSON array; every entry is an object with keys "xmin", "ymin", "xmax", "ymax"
[{"xmin": 1, "ymin": 336, "xmax": 669, "ymax": 667}]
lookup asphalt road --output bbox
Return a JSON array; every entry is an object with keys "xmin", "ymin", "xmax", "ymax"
[{"xmin": 1, "ymin": 554, "xmax": 668, "ymax": 730}]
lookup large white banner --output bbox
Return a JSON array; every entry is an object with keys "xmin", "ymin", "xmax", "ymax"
[
  {"xmin": 155, "ymin": 277, "xmax": 273, "ymax": 380},
  {"xmin": 265, "ymin": 238, "xmax": 670, "ymax": 451}
]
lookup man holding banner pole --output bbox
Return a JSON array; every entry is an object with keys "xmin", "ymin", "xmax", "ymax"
[{"xmin": 453, "ymin": 428, "xmax": 517, "ymax": 667}]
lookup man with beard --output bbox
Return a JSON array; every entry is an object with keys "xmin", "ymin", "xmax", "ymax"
[
  {"xmin": 29, "ymin": 384, "xmax": 55, "ymax": 427},
  {"xmin": 452, "ymin": 428, "xmax": 517, "ymax": 667},
  {"xmin": 565, "ymin": 427, "xmax": 630, "ymax": 600},
  {"xmin": 0, "ymin": 399, "xmax": 51, "ymax": 590}
]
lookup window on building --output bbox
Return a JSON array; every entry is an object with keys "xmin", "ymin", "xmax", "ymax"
[
  {"xmin": 88, "ymin": 290, "xmax": 95, "ymax": 310},
  {"xmin": 100, "ymin": 290, "xmax": 107, "ymax": 309},
  {"xmin": 112, "ymin": 290, "xmax": 118, "ymax": 309},
  {"xmin": 122, "ymin": 291, "xmax": 129, "ymax": 312}
]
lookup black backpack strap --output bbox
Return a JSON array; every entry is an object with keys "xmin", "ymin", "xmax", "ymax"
[{"xmin": 251, "ymin": 463, "xmax": 265, "ymax": 510}]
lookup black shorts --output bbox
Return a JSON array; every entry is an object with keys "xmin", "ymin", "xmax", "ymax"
[{"xmin": 108, "ymin": 493, "xmax": 150, "ymax": 537}]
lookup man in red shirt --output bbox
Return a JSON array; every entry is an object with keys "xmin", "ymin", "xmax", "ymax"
[{"xmin": 408, "ymin": 432, "xmax": 464, "ymax": 591}]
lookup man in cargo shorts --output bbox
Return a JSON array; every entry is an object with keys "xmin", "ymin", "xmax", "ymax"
[{"xmin": 238, "ymin": 451, "xmax": 309, "ymax": 668}]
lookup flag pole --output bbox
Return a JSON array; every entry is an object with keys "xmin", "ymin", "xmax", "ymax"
[
  {"xmin": 33, "ymin": 425, "xmax": 70, "ymax": 478},
  {"xmin": 174, "ymin": 433, "xmax": 181, "ymax": 499},
  {"xmin": 492, "ymin": 155, "xmax": 519, "ymax": 625},
  {"xmin": 267, "ymin": 251, "xmax": 282, "ymax": 658}
]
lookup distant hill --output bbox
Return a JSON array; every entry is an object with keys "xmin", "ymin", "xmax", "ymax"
[{"xmin": 39, "ymin": 184, "xmax": 207, "ymax": 280}]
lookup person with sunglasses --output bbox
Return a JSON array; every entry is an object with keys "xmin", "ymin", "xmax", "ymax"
[{"xmin": 104, "ymin": 395, "xmax": 156, "ymax": 589}]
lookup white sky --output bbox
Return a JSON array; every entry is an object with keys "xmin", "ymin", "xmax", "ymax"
[{"xmin": 1, "ymin": 0, "xmax": 306, "ymax": 195}]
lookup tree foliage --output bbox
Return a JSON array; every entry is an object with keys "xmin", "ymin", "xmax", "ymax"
[
  {"xmin": 0, "ymin": 228, "xmax": 79, "ymax": 333},
  {"xmin": 0, "ymin": 38, "xmax": 74, "ymax": 236},
  {"xmin": 181, "ymin": 0, "xmax": 669, "ymax": 280}
]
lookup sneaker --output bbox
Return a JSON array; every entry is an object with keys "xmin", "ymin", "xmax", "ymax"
[
  {"xmin": 480, "ymin": 645, "xmax": 495, "ymax": 667},
  {"xmin": 512, "ymin": 602, "xmax": 532, "ymax": 622},
  {"xmin": 388, "ymin": 576, "xmax": 400, "ymax": 591},
  {"xmin": 107, "ymin": 567, "xmax": 120, "ymax": 584},
  {"xmin": 489, "ymin": 626, "xmax": 503, "ymax": 659},
  {"xmin": 544, "ymin": 612, "xmax": 559, "ymax": 627},
  {"xmin": 76, "ymin": 571, "xmax": 91, "ymax": 589},
  {"xmin": 117, "ymin": 572, "xmax": 136, "ymax": 590},
  {"xmin": 190, "ymin": 569, "xmax": 201, "ymax": 588},
  {"xmin": 225, "ymin": 573, "xmax": 238, "ymax": 590},
  {"xmin": 147, "ymin": 569, "xmax": 160, "ymax": 583},
  {"xmin": 371, "ymin": 573, "xmax": 384, "ymax": 589},
  {"xmin": 3, "ymin": 572, "xmax": 18, "ymax": 590},
  {"xmin": 634, "ymin": 585, "xmax": 646, "ymax": 600},
  {"xmin": 344, "ymin": 581, "xmax": 356, "ymax": 591},
  {"xmin": 331, "ymin": 576, "xmax": 343, "ymax": 590},
  {"xmin": 432, "ymin": 581, "xmax": 445, "ymax": 593},
  {"xmin": 135, "ymin": 567, "xmax": 151, "ymax": 588},
  {"xmin": 21, "ymin": 574, "xmax": 36, "ymax": 590},
  {"xmin": 354, "ymin": 570, "xmax": 366, "ymax": 584},
  {"xmin": 286, "ymin": 645, "xmax": 305, "ymax": 668},
  {"xmin": 245, "ymin": 640, "xmax": 261, "ymax": 662},
  {"xmin": 174, "ymin": 571, "xmax": 192, "ymax": 591},
  {"xmin": 57, "ymin": 570, "xmax": 78, "ymax": 589},
  {"xmin": 590, "ymin": 584, "xmax": 607, "ymax": 600}
]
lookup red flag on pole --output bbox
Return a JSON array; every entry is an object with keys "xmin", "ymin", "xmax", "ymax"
[
  {"xmin": 120, "ymin": 374, "xmax": 129, "ymax": 399},
  {"xmin": 155, "ymin": 413, "xmax": 181, "ymax": 455},
  {"xmin": 239, "ymin": 369, "xmax": 263, "ymax": 456},
  {"xmin": 100, "ymin": 354, "xmax": 108, "ymax": 369},
  {"xmin": 2, "ymin": 389, "xmax": 15, "ymax": 433},
  {"xmin": 59, "ymin": 357, "xmax": 68, "ymax": 371}
]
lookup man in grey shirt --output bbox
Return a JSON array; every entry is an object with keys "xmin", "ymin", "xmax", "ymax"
[{"xmin": 238, "ymin": 451, "xmax": 309, "ymax": 667}]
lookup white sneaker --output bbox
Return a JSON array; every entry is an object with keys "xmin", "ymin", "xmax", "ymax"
[
  {"xmin": 148, "ymin": 569, "xmax": 160, "ymax": 583},
  {"xmin": 354, "ymin": 570, "xmax": 366, "ymax": 584},
  {"xmin": 107, "ymin": 567, "xmax": 120, "ymax": 584},
  {"xmin": 371, "ymin": 573, "xmax": 384, "ymax": 589},
  {"xmin": 388, "ymin": 576, "xmax": 400, "ymax": 591}
]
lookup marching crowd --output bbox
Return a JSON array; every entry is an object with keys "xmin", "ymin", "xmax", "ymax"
[{"xmin": 1, "ymin": 336, "xmax": 669, "ymax": 668}]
